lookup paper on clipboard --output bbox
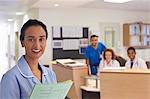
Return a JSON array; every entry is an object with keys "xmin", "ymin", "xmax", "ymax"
[
  {"xmin": 30, "ymin": 80, "xmax": 73, "ymax": 99},
  {"xmin": 56, "ymin": 59, "xmax": 85, "ymax": 67}
]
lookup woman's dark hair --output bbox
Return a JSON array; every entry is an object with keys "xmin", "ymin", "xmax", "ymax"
[
  {"xmin": 127, "ymin": 46, "xmax": 136, "ymax": 54},
  {"xmin": 103, "ymin": 48, "xmax": 116, "ymax": 60},
  {"xmin": 20, "ymin": 19, "xmax": 48, "ymax": 42}
]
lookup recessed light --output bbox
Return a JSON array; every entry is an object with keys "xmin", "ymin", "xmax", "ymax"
[
  {"xmin": 54, "ymin": 4, "xmax": 59, "ymax": 7},
  {"xmin": 104, "ymin": 0, "xmax": 132, "ymax": 3},
  {"xmin": 8, "ymin": 19, "xmax": 13, "ymax": 22},
  {"xmin": 16, "ymin": 12, "xmax": 24, "ymax": 15}
]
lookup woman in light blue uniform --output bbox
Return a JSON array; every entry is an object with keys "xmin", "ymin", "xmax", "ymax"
[{"xmin": 0, "ymin": 19, "xmax": 57, "ymax": 99}]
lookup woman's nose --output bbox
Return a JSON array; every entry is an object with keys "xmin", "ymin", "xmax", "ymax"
[{"xmin": 33, "ymin": 39, "xmax": 40, "ymax": 48}]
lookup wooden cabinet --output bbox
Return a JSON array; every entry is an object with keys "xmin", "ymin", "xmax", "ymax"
[
  {"xmin": 52, "ymin": 63, "xmax": 88, "ymax": 99},
  {"xmin": 123, "ymin": 22, "xmax": 150, "ymax": 48},
  {"xmin": 100, "ymin": 69, "xmax": 150, "ymax": 99}
]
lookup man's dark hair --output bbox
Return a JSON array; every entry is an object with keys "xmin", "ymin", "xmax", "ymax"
[
  {"xmin": 127, "ymin": 47, "xmax": 136, "ymax": 53},
  {"xmin": 20, "ymin": 19, "xmax": 48, "ymax": 42},
  {"xmin": 90, "ymin": 35, "xmax": 98, "ymax": 39}
]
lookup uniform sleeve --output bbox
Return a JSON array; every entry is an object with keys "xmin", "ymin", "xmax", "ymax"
[
  {"xmin": 84, "ymin": 47, "xmax": 89, "ymax": 59},
  {"xmin": 104, "ymin": 45, "xmax": 106, "ymax": 50},
  {"xmin": 51, "ymin": 70, "xmax": 57, "ymax": 83},
  {"xmin": 0, "ymin": 73, "xmax": 20, "ymax": 99},
  {"xmin": 48, "ymin": 68, "xmax": 57, "ymax": 83},
  {"xmin": 102, "ymin": 43, "xmax": 106, "ymax": 51}
]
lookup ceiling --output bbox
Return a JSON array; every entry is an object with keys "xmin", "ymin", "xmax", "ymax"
[
  {"xmin": 0, "ymin": 0, "xmax": 150, "ymax": 22},
  {"xmin": 0, "ymin": 0, "xmax": 38, "ymax": 22}
]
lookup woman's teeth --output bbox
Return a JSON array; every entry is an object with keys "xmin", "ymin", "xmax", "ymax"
[{"xmin": 32, "ymin": 49, "xmax": 40, "ymax": 53}]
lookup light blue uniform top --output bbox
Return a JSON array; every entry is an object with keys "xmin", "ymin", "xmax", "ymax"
[
  {"xmin": 84, "ymin": 42, "xmax": 106, "ymax": 75},
  {"xmin": 0, "ymin": 55, "xmax": 57, "ymax": 99}
]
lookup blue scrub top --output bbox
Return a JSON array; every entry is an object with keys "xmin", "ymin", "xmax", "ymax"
[
  {"xmin": 0, "ymin": 56, "xmax": 57, "ymax": 99},
  {"xmin": 84, "ymin": 42, "xmax": 106, "ymax": 75}
]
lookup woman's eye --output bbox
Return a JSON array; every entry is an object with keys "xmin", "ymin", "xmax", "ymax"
[
  {"xmin": 28, "ymin": 38, "xmax": 34, "ymax": 42},
  {"xmin": 39, "ymin": 38, "xmax": 43, "ymax": 42},
  {"xmin": 39, "ymin": 38, "xmax": 46, "ymax": 42}
]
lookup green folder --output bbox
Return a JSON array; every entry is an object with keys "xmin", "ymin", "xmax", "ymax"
[{"xmin": 30, "ymin": 80, "xmax": 73, "ymax": 99}]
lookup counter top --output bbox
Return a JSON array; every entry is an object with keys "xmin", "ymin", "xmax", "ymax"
[{"xmin": 100, "ymin": 69, "xmax": 150, "ymax": 74}]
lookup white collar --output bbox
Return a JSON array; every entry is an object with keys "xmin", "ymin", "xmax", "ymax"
[{"xmin": 17, "ymin": 55, "xmax": 48, "ymax": 78}]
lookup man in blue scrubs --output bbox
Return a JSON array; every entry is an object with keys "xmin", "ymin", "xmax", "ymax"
[{"xmin": 84, "ymin": 35, "xmax": 106, "ymax": 75}]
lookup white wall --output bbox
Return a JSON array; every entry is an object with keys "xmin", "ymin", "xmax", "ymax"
[
  {"xmin": 148, "ymin": 12, "xmax": 150, "ymax": 22},
  {"xmin": 137, "ymin": 11, "xmax": 150, "ymax": 60},
  {"xmin": 14, "ymin": 16, "xmax": 24, "ymax": 60},
  {"xmin": 14, "ymin": 8, "xmax": 39, "ymax": 59},
  {"xmin": 38, "ymin": 8, "xmax": 150, "ymax": 63},
  {"xmin": 26, "ymin": 8, "xmax": 39, "ymax": 20},
  {"xmin": 39, "ymin": 8, "xmax": 148, "ymax": 29},
  {"xmin": 0, "ymin": 23, "xmax": 10, "ymax": 80},
  {"xmin": 9, "ymin": 22, "xmax": 16, "ymax": 67}
]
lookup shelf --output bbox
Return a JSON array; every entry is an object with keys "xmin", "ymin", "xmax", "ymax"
[
  {"xmin": 132, "ymin": 46, "xmax": 150, "ymax": 49},
  {"xmin": 141, "ymin": 35, "xmax": 150, "ymax": 36},
  {"xmin": 123, "ymin": 23, "xmax": 150, "ymax": 48},
  {"xmin": 130, "ymin": 34, "xmax": 140, "ymax": 36}
]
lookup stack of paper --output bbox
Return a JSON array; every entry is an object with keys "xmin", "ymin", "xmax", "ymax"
[
  {"xmin": 30, "ymin": 80, "xmax": 73, "ymax": 99},
  {"xmin": 84, "ymin": 75, "xmax": 100, "ymax": 89},
  {"xmin": 64, "ymin": 62, "xmax": 85, "ymax": 67},
  {"xmin": 56, "ymin": 59, "xmax": 85, "ymax": 67}
]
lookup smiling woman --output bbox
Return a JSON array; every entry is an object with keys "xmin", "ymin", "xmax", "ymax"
[{"xmin": 0, "ymin": 19, "xmax": 57, "ymax": 99}]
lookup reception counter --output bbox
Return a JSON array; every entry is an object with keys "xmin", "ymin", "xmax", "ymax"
[
  {"xmin": 100, "ymin": 69, "xmax": 150, "ymax": 99},
  {"xmin": 52, "ymin": 62, "xmax": 88, "ymax": 99}
]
